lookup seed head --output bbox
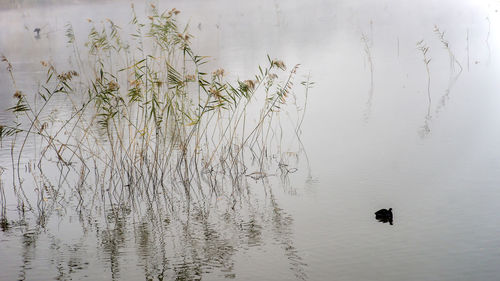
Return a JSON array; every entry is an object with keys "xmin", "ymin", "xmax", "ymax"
[
  {"xmin": 108, "ymin": 81, "xmax": 119, "ymax": 91},
  {"xmin": 243, "ymin": 80, "xmax": 255, "ymax": 91},
  {"xmin": 212, "ymin": 68, "xmax": 225, "ymax": 78},
  {"xmin": 272, "ymin": 59, "xmax": 286, "ymax": 70},
  {"xmin": 13, "ymin": 90, "xmax": 24, "ymax": 99}
]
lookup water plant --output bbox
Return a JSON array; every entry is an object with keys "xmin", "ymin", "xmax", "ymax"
[
  {"xmin": 361, "ymin": 32, "xmax": 374, "ymax": 121},
  {"xmin": 486, "ymin": 17, "xmax": 491, "ymax": 65},
  {"xmin": 416, "ymin": 39, "xmax": 432, "ymax": 137},
  {"xmin": 466, "ymin": 29, "xmax": 470, "ymax": 71},
  {"xmin": 433, "ymin": 25, "xmax": 463, "ymax": 116},
  {"xmin": 0, "ymin": 5, "xmax": 311, "ymax": 222}
]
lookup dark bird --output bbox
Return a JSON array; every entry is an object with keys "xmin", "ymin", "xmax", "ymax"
[
  {"xmin": 375, "ymin": 208, "xmax": 393, "ymax": 225},
  {"xmin": 34, "ymin": 28, "xmax": 41, "ymax": 39}
]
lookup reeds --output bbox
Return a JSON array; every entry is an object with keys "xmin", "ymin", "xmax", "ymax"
[
  {"xmin": 0, "ymin": 6, "xmax": 310, "ymax": 220},
  {"xmin": 361, "ymin": 32, "xmax": 374, "ymax": 121},
  {"xmin": 433, "ymin": 25, "xmax": 462, "ymax": 117},
  {"xmin": 416, "ymin": 39, "xmax": 432, "ymax": 137}
]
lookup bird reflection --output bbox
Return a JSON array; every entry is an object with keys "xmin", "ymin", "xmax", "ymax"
[
  {"xmin": 34, "ymin": 28, "xmax": 40, "ymax": 39},
  {"xmin": 374, "ymin": 208, "xmax": 393, "ymax": 225}
]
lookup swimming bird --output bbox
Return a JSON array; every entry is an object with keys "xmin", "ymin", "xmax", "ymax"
[{"xmin": 374, "ymin": 208, "xmax": 393, "ymax": 225}]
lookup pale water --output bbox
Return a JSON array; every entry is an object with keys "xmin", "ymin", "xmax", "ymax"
[{"xmin": 1, "ymin": 0, "xmax": 500, "ymax": 280}]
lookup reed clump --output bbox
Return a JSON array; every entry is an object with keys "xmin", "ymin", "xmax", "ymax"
[{"xmin": 0, "ymin": 6, "xmax": 311, "ymax": 216}]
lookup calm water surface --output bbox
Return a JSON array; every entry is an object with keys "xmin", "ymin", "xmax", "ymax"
[{"xmin": 1, "ymin": 0, "xmax": 500, "ymax": 280}]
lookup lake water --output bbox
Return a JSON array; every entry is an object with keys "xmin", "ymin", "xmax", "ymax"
[{"xmin": 1, "ymin": 0, "xmax": 500, "ymax": 280}]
